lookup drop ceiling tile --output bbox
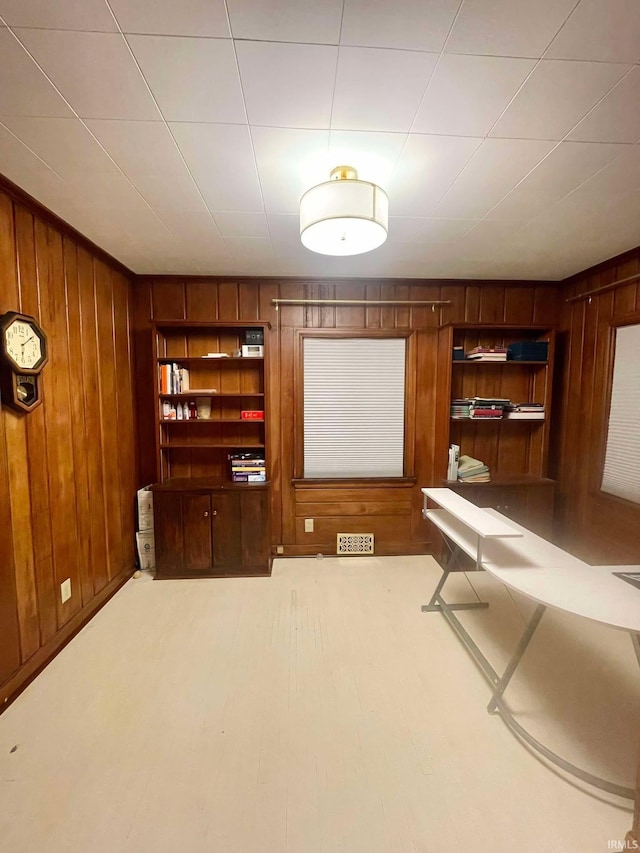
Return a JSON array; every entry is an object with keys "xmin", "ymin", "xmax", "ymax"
[
  {"xmin": 62, "ymin": 170, "xmax": 153, "ymax": 211},
  {"xmin": 570, "ymin": 145, "xmax": 640, "ymax": 196},
  {"xmin": 332, "ymin": 47, "xmax": 438, "ymax": 133},
  {"xmin": 0, "ymin": 0, "xmax": 118, "ymax": 31},
  {"xmin": 15, "ymin": 29, "xmax": 161, "ymax": 120},
  {"xmin": 340, "ymin": 0, "xmax": 460, "ymax": 52},
  {"xmin": 212, "ymin": 211, "xmax": 269, "ymax": 238},
  {"xmin": 131, "ymin": 173, "xmax": 209, "ymax": 212},
  {"xmin": 236, "ymin": 41, "xmax": 337, "ymax": 129},
  {"xmin": 412, "ymin": 54, "xmax": 535, "ymax": 137},
  {"xmin": 1, "ymin": 117, "xmax": 118, "ymax": 178},
  {"xmin": 568, "ymin": 68, "xmax": 640, "ymax": 143},
  {"xmin": 388, "ymin": 134, "xmax": 483, "ymax": 217},
  {"xmin": 445, "ymin": 0, "xmax": 577, "ymax": 58},
  {"xmin": 489, "ymin": 60, "xmax": 630, "ymax": 141},
  {"xmin": 85, "ymin": 119, "xmax": 190, "ymax": 177},
  {"xmin": 251, "ymin": 126, "xmax": 330, "ymax": 214},
  {"xmin": 0, "ymin": 28, "xmax": 74, "ymax": 117},
  {"xmin": 170, "ymin": 122, "xmax": 263, "ymax": 211},
  {"xmin": 546, "ymin": 0, "xmax": 640, "ymax": 63},
  {"xmin": 432, "ymin": 138, "xmax": 555, "ymax": 219},
  {"xmin": 327, "ymin": 130, "xmax": 407, "ymax": 186},
  {"xmin": 128, "ymin": 35, "xmax": 245, "ymax": 123},
  {"xmin": 227, "ymin": 0, "xmax": 342, "ymax": 43},
  {"xmin": 0, "ymin": 123, "xmax": 71, "ymax": 195},
  {"xmin": 224, "ymin": 237, "xmax": 274, "ymax": 260},
  {"xmin": 385, "ymin": 217, "xmax": 426, "ymax": 243},
  {"xmin": 417, "ymin": 218, "xmax": 477, "ymax": 242},
  {"xmin": 266, "ymin": 213, "xmax": 302, "ymax": 254},
  {"xmin": 456, "ymin": 218, "xmax": 526, "ymax": 251},
  {"xmin": 109, "ymin": 0, "xmax": 230, "ymax": 37}
]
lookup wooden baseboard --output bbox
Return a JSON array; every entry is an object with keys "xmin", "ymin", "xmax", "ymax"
[
  {"xmin": 0, "ymin": 566, "xmax": 134, "ymax": 714},
  {"xmin": 273, "ymin": 543, "xmax": 431, "ymax": 558}
]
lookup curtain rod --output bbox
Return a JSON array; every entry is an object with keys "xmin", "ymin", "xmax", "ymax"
[
  {"xmin": 271, "ymin": 298, "xmax": 451, "ymax": 310},
  {"xmin": 566, "ymin": 271, "xmax": 640, "ymax": 303}
]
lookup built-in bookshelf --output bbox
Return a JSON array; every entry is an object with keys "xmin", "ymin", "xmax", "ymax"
[
  {"xmin": 436, "ymin": 323, "xmax": 556, "ymax": 536},
  {"xmin": 152, "ymin": 321, "xmax": 269, "ymax": 483},
  {"xmin": 150, "ymin": 321, "xmax": 271, "ymax": 578}
]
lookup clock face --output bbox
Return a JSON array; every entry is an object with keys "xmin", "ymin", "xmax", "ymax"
[{"xmin": 4, "ymin": 318, "xmax": 44, "ymax": 370}]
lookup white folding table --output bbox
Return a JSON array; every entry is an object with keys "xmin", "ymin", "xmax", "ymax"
[{"xmin": 422, "ymin": 487, "xmax": 640, "ymax": 800}]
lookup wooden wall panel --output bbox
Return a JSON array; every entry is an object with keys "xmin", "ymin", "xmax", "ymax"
[
  {"xmin": 555, "ymin": 248, "xmax": 640, "ymax": 562},
  {"xmin": 134, "ymin": 277, "xmax": 559, "ymax": 557},
  {"xmin": 0, "ymin": 182, "xmax": 137, "ymax": 707}
]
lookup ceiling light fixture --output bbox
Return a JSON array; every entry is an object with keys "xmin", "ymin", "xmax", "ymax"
[{"xmin": 300, "ymin": 165, "xmax": 389, "ymax": 256}]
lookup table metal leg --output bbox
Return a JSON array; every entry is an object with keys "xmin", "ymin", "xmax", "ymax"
[
  {"xmin": 422, "ymin": 535, "xmax": 489, "ymax": 614},
  {"xmin": 487, "ymin": 604, "xmax": 546, "ymax": 714}
]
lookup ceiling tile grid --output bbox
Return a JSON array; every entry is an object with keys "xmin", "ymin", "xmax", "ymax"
[{"xmin": 0, "ymin": 0, "xmax": 638, "ymax": 280}]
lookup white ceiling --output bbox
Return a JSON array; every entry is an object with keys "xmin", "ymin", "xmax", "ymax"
[{"xmin": 1, "ymin": 0, "xmax": 640, "ymax": 280}]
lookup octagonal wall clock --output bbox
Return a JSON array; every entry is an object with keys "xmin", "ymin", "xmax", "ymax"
[{"xmin": 0, "ymin": 311, "xmax": 48, "ymax": 413}]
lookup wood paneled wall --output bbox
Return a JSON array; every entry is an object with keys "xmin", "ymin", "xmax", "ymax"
[
  {"xmin": 555, "ymin": 248, "xmax": 640, "ymax": 563},
  {"xmin": 134, "ymin": 277, "xmax": 559, "ymax": 556},
  {"xmin": 0, "ymin": 183, "xmax": 137, "ymax": 707}
]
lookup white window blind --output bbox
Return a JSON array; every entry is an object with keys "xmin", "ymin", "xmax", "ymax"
[
  {"xmin": 303, "ymin": 337, "xmax": 406, "ymax": 478},
  {"xmin": 601, "ymin": 323, "xmax": 640, "ymax": 503}
]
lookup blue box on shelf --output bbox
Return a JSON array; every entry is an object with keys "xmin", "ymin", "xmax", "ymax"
[{"xmin": 507, "ymin": 341, "xmax": 548, "ymax": 361}]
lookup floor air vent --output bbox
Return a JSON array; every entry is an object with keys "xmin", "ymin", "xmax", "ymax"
[{"xmin": 336, "ymin": 533, "xmax": 374, "ymax": 555}]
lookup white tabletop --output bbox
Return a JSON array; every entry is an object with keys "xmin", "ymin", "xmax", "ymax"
[
  {"xmin": 422, "ymin": 488, "xmax": 523, "ymax": 539},
  {"xmin": 429, "ymin": 506, "xmax": 640, "ymax": 633}
]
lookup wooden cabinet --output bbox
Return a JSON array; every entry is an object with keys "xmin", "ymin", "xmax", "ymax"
[
  {"xmin": 436, "ymin": 324, "xmax": 556, "ymax": 537},
  {"xmin": 152, "ymin": 482, "xmax": 270, "ymax": 578},
  {"xmin": 150, "ymin": 321, "xmax": 271, "ymax": 578}
]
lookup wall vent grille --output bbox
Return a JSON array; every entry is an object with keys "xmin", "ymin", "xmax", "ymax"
[{"xmin": 336, "ymin": 533, "xmax": 374, "ymax": 555}]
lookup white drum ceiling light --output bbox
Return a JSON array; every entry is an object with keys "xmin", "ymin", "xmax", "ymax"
[{"xmin": 300, "ymin": 166, "xmax": 389, "ymax": 256}]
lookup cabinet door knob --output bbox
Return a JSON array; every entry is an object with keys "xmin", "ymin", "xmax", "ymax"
[
  {"xmin": 204, "ymin": 511, "xmax": 209, "ymax": 517},
  {"xmin": 212, "ymin": 510, "xmax": 217, "ymax": 516}
]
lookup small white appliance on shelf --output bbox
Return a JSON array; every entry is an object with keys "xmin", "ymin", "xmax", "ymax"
[{"xmin": 241, "ymin": 344, "xmax": 264, "ymax": 357}]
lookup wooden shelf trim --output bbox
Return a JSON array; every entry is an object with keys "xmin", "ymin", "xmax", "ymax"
[
  {"xmin": 452, "ymin": 360, "xmax": 548, "ymax": 366},
  {"xmin": 160, "ymin": 443, "xmax": 265, "ymax": 449},
  {"xmin": 443, "ymin": 475, "xmax": 556, "ymax": 488},
  {"xmin": 160, "ymin": 392, "xmax": 264, "ymax": 398},
  {"xmin": 161, "ymin": 418, "xmax": 264, "ymax": 424},
  {"xmin": 157, "ymin": 356, "xmax": 263, "ymax": 364}
]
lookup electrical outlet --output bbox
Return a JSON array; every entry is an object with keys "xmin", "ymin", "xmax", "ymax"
[
  {"xmin": 276, "ymin": 545, "xmax": 284, "ymax": 555},
  {"xmin": 304, "ymin": 518, "xmax": 314, "ymax": 533},
  {"xmin": 60, "ymin": 578, "xmax": 71, "ymax": 603}
]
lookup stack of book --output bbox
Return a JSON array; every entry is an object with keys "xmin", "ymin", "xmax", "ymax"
[
  {"xmin": 229, "ymin": 452, "xmax": 266, "ymax": 483},
  {"xmin": 469, "ymin": 396, "xmax": 509, "ymax": 419},
  {"xmin": 160, "ymin": 362, "xmax": 190, "ymax": 394},
  {"xmin": 465, "ymin": 346, "xmax": 508, "ymax": 361},
  {"xmin": 451, "ymin": 399, "xmax": 472, "ymax": 419},
  {"xmin": 457, "ymin": 455, "xmax": 491, "ymax": 483},
  {"xmin": 503, "ymin": 402, "xmax": 545, "ymax": 420}
]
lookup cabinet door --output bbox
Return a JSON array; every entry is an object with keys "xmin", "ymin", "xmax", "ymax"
[
  {"xmin": 240, "ymin": 489, "xmax": 270, "ymax": 570},
  {"xmin": 211, "ymin": 492, "xmax": 241, "ymax": 569},
  {"xmin": 154, "ymin": 491, "xmax": 184, "ymax": 573},
  {"xmin": 182, "ymin": 493, "xmax": 213, "ymax": 571}
]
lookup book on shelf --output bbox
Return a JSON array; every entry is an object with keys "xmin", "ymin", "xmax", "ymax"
[
  {"xmin": 447, "ymin": 443, "xmax": 460, "ymax": 481},
  {"xmin": 503, "ymin": 411, "xmax": 545, "ymax": 420},
  {"xmin": 465, "ymin": 346, "xmax": 508, "ymax": 361},
  {"xmin": 503, "ymin": 402, "xmax": 545, "ymax": 420},
  {"xmin": 457, "ymin": 455, "xmax": 490, "ymax": 482},
  {"xmin": 451, "ymin": 399, "xmax": 471, "ymax": 418},
  {"xmin": 469, "ymin": 409, "xmax": 504, "ymax": 419}
]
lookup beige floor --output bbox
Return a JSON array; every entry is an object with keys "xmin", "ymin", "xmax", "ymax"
[{"xmin": 0, "ymin": 556, "xmax": 638, "ymax": 853}]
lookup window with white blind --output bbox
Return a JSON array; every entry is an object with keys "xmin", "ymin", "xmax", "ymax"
[
  {"xmin": 303, "ymin": 336, "xmax": 406, "ymax": 479},
  {"xmin": 601, "ymin": 323, "xmax": 640, "ymax": 503}
]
